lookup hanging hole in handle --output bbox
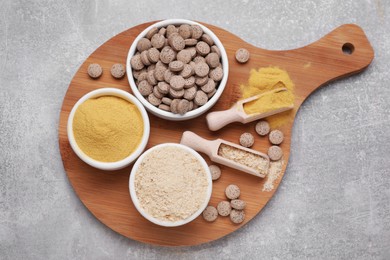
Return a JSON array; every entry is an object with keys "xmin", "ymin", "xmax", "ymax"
[{"xmin": 342, "ymin": 43, "xmax": 355, "ymax": 55}]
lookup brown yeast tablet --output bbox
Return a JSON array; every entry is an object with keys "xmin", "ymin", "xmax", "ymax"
[
  {"xmin": 211, "ymin": 45, "xmax": 221, "ymax": 58},
  {"xmin": 209, "ymin": 165, "xmax": 221, "ymax": 181},
  {"xmin": 160, "ymin": 46, "xmax": 176, "ymax": 64},
  {"xmin": 157, "ymin": 81, "xmax": 170, "ymax": 95},
  {"xmin": 193, "ymin": 56, "xmax": 206, "ymax": 64},
  {"xmin": 194, "ymin": 62, "xmax": 209, "ymax": 77},
  {"xmin": 217, "ymin": 201, "xmax": 231, "ymax": 217},
  {"xmin": 225, "ymin": 184, "xmax": 240, "ymax": 200},
  {"xmin": 170, "ymin": 98, "xmax": 180, "ymax": 113},
  {"xmin": 146, "ymin": 70, "xmax": 157, "ymax": 85},
  {"xmin": 268, "ymin": 145, "xmax": 283, "ymax": 161},
  {"xmin": 158, "ymin": 27, "xmax": 166, "ymax": 36},
  {"xmin": 170, "ymin": 75, "xmax": 185, "ymax": 90},
  {"xmin": 191, "ymin": 25, "xmax": 203, "ymax": 39},
  {"xmin": 196, "ymin": 41, "xmax": 211, "ymax": 56},
  {"xmin": 195, "ymin": 76, "xmax": 208, "ymax": 86},
  {"xmin": 239, "ymin": 133, "xmax": 254, "ymax": 148},
  {"xmin": 194, "ymin": 90, "xmax": 208, "ymax": 106},
  {"xmin": 176, "ymin": 49, "xmax": 192, "ymax": 64},
  {"xmin": 209, "ymin": 67, "xmax": 223, "ymax": 81},
  {"xmin": 133, "ymin": 68, "xmax": 146, "ymax": 80},
  {"xmin": 146, "ymin": 27, "xmax": 158, "ymax": 40},
  {"xmin": 169, "ymin": 60, "xmax": 184, "ymax": 72},
  {"xmin": 207, "ymin": 88, "xmax": 217, "ymax": 99},
  {"xmin": 184, "ymin": 38, "xmax": 198, "ymax": 46},
  {"xmin": 147, "ymin": 93, "xmax": 161, "ymax": 106},
  {"xmin": 235, "ymin": 48, "xmax": 250, "ymax": 63},
  {"xmin": 138, "ymin": 80, "xmax": 153, "ymax": 96},
  {"xmin": 154, "ymin": 66, "xmax": 166, "ymax": 81},
  {"xmin": 164, "ymin": 69, "xmax": 173, "ymax": 83},
  {"xmin": 269, "ymin": 130, "xmax": 284, "ymax": 145},
  {"xmin": 169, "ymin": 88, "xmax": 184, "ymax": 98},
  {"xmin": 180, "ymin": 64, "xmax": 194, "ymax": 78},
  {"xmin": 147, "ymin": 48, "xmax": 160, "ymax": 63},
  {"xmin": 137, "ymin": 38, "xmax": 152, "ymax": 52},
  {"xmin": 140, "ymin": 50, "xmax": 151, "ymax": 66},
  {"xmin": 169, "ymin": 35, "xmax": 185, "ymax": 52},
  {"xmin": 201, "ymin": 33, "xmax": 214, "ymax": 46},
  {"xmin": 202, "ymin": 206, "xmax": 218, "ymax": 222},
  {"xmin": 110, "ymin": 63, "xmax": 125, "ymax": 79},
  {"xmin": 201, "ymin": 78, "xmax": 215, "ymax": 93},
  {"xmin": 166, "ymin": 24, "xmax": 178, "ymax": 38},
  {"xmin": 158, "ymin": 104, "xmax": 171, "ymax": 112},
  {"xmin": 230, "ymin": 209, "xmax": 245, "ymax": 224},
  {"xmin": 153, "ymin": 86, "xmax": 164, "ymax": 99},
  {"xmin": 255, "ymin": 120, "xmax": 270, "ymax": 136},
  {"xmin": 205, "ymin": 53, "xmax": 220, "ymax": 68},
  {"xmin": 162, "ymin": 97, "xmax": 172, "ymax": 105},
  {"xmin": 184, "ymin": 76, "xmax": 195, "ymax": 88},
  {"xmin": 177, "ymin": 99, "xmax": 190, "ymax": 115},
  {"xmin": 230, "ymin": 199, "xmax": 246, "ymax": 210},
  {"xmin": 151, "ymin": 33, "xmax": 166, "ymax": 49},
  {"xmin": 183, "ymin": 86, "xmax": 197, "ymax": 100},
  {"xmin": 178, "ymin": 24, "xmax": 192, "ymax": 39},
  {"xmin": 87, "ymin": 63, "xmax": 103, "ymax": 79},
  {"xmin": 130, "ymin": 54, "xmax": 144, "ymax": 70}
]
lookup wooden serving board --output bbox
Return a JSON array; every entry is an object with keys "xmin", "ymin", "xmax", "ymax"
[{"xmin": 58, "ymin": 22, "xmax": 373, "ymax": 246}]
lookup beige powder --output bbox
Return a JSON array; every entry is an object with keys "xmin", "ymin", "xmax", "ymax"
[
  {"xmin": 262, "ymin": 160, "xmax": 284, "ymax": 192},
  {"xmin": 217, "ymin": 144, "xmax": 269, "ymax": 176},
  {"xmin": 134, "ymin": 146, "xmax": 209, "ymax": 222}
]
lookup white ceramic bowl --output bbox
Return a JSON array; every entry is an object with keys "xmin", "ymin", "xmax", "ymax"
[
  {"xmin": 129, "ymin": 143, "xmax": 212, "ymax": 227},
  {"xmin": 67, "ymin": 88, "xmax": 150, "ymax": 171},
  {"xmin": 126, "ymin": 19, "xmax": 229, "ymax": 121}
]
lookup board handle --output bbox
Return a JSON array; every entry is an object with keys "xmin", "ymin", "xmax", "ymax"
[{"xmin": 290, "ymin": 24, "xmax": 374, "ymax": 92}]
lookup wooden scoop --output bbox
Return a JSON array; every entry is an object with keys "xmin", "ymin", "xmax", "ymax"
[
  {"xmin": 206, "ymin": 88, "xmax": 293, "ymax": 131},
  {"xmin": 180, "ymin": 131, "xmax": 270, "ymax": 178}
]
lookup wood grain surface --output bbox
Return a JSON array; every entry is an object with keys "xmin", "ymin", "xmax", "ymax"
[{"xmin": 58, "ymin": 22, "xmax": 373, "ymax": 246}]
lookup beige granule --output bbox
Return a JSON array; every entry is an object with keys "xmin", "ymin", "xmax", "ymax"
[
  {"xmin": 262, "ymin": 160, "xmax": 284, "ymax": 192},
  {"xmin": 217, "ymin": 144, "xmax": 269, "ymax": 176},
  {"xmin": 134, "ymin": 146, "xmax": 208, "ymax": 222}
]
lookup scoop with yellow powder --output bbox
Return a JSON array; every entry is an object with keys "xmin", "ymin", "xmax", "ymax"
[
  {"xmin": 206, "ymin": 88, "xmax": 293, "ymax": 131},
  {"xmin": 72, "ymin": 95, "xmax": 144, "ymax": 162}
]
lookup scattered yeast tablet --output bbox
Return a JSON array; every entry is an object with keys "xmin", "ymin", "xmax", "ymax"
[
  {"xmin": 110, "ymin": 63, "xmax": 125, "ymax": 79},
  {"xmin": 239, "ymin": 132, "xmax": 254, "ymax": 148},
  {"xmin": 235, "ymin": 48, "xmax": 250, "ymax": 63},
  {"xmin": 217, "ymin": 201, "xmax": 231, "ymax": 217},
  {"xmin": 87, "ymin": 63, "xmax": 103, "ymax": 79},
  {"xmin": 255, "ymin": 120, "xmax": 270, "ymax": 136},
  {"xmin": 268, "ymin": 145, "xmax": 283, "ymax": 161},
  {"xmin": 230, "ymin": 209, "xmax": 245, "ymax": 224},
  {"xmin": 230, "ymin": 199, "xmax": 246, "ymax": 210},
  {"xmin": 225, "ymin": 184, "xmax": 240, "ymax": 200},
  {"xmin": 202, "ymin": 206, "xmax": 218, "ymax": 222},
  {"xmin": 209, "ymin": 164, "xmax": 221, "ymax": 181},
  {"xmin": 269, "ymin": 129, "xmax": 284, "ymax": 145}
]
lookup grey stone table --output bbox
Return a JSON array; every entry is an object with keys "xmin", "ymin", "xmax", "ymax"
[{"xmin": 1, "ymin": 0, "xmax": 389, "ymax": 259}]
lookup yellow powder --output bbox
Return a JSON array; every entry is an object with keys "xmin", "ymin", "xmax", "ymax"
[
  {"xmin": 241, "ymin": 67, "xmax": 295, "ymax": 127},
  {"xmin": 73, "ymin": 96, "xmax": 144, "ymax": 162}
]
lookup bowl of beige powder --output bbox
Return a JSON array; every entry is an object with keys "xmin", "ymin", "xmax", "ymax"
[{"xmin": 129, "ymin": 143, "xmax": 212, "ymax": 227}]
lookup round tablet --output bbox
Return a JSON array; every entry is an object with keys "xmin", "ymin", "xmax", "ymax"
[
  {"xmin": 191, "ymin": 25, "xmax": 203, "ymax": 39},
  {"xmin": 194, "ymin": 90, "xmax": 208, "ymax": 106},
  {"xmin": 170, "ymin": 99, "xmax": 180, "ymax": 114},
  {"xmin": 157, "ymin": 82, "xmax": 170, "ymax": 95},
  {"xmin": 177, "ymin": 99, "xmax": 190, "ymax": 115},
  {"xmin": 202, "ymin": 206, "xmax": 218, "ymax": 222},
  {"xmin": 268, "ymin": 145, "xmax": 283, "ymax": 161},
  {"xmin": 87, "ymin": 63, "xmax": 102, "ymax": 79},
  {"xmin": 209, "ymin": 67, "xmax": 223, "ymax": 82},
  {"xmin": 194, "ymin": 62, "xmax": 210, "ymax": 77},
  {"xmin": 201, "ymin": 34, "xmax": 214, "ymax": 46},
  {"xmin": 230, "ymin": 209, "xmax": 245, "ymax": 224},
  {"xmin": 184, "ymin": 76, "xmax": 195, "ymax": 88},
  {"xmin": 178, "ymin": 24, "xmax": 192, "ymax": 39},
  {"xmin": 169, "ymin": 35, "xmax": 185, "ymax": 52},
  {"xmin": 147, "ymin": 48, "xmax": 160, "ymax": 64},
  {"xmin": 235, "ymin": 48, "xmax": 250, "ymax": 63},
  {"xmin": 137, "ymin": 38, "xmax": 152, "ymax": 52},
  {"xmin": 217, "ymin": 201, "xmax": 231, "ymax": 217},
  {"xmin": 269, "ymin": 129, "xmax": 284, "ymax": 145},
  {"xmin": 162, "ymin": 97, "xmax": 172, "ymax": 105},
  {"xmin": 196, "ymin": 41, "xmax": 211, "ymax": 56},
  {"xmin": 177, "ymin": 49, "xmax": 192, "ymax": 64},
  {"xmin": 158, "ymin": 104, "xmax": 170, "ymax": 112},
  {"xmin": 151, "ymin": 33, "xmax": 166, "ymax": 49},
  {"xmin": 147, "ymin": 93, "xmax": 161, "ymax": 106},
  {"xmin": 146, "ymin": 27, "xmax": 158, "ymax": 40},
  {"xmin": 137, "ymin": 80, "xmax": 153, "ymax": 96},
  {"xmin": 230, "ymin": 199, "xmax": 246, "ymax": 210},
  {"xmin": 184, "ymin": 86, "xmax": 197, "ymax": 101},
  {"xmin": 130, "ymin": 54, "xmax": 144, "ymax": 70},
  {"xmin": 205, "ymin": 53, "xmax": 220, "ymax": 68},
  {"xmin": 160, "ymin": 46, "xmax": 176, "ymax": 64},
  {"xmin": 170, "ymin": 75, "xmax": 185, "ymax": 90},
  {"xmin": 239, "ymin": 133, "xmax": 254, "ymax": 148},
  {"xmin": 110, "ymin": 63, "xmax": 125, "ymax": 79},
  {"xmin": 201, "ymin": 78, "xmax": 216, "ymax": 93},
  {"xmin": 169, "ymin": 60, "xmax": 184, "ymax": 72},
  {"xmin": 225, "ymin": 184, "xmax": 240, "ymax": 200},
  {"xmin": 255, "ymin": 120, "xmax": 270, "ymax": 136},
  {"xmin": 209, "ymin": 165, "xmax": 221, "ymax": 181}
]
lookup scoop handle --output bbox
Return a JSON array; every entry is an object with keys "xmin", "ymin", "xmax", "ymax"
[
  {"xmin": 206, "ymin": 107, "xmax": 243, "ymax": 131},
  {"xmin": 180, "ymin": 131, "xmax": 215, "ymax": 157}
]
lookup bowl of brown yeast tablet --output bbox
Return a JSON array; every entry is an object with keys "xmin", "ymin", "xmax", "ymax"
[{"xmin": 127, "ymin": 19, "xmax": 229, "ymax": 121}]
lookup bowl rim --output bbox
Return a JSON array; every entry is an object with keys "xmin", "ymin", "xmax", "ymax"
[
  {"xmin": 67, "ymin": 88, "xmax": 150, "ymax": 171},
  {"xmin": 126, "ymin": 18, "xmax": 229, "ymax": 121},
  {"xmin": 129, "ymin": 143, "xmax": 212, "ymax": 227}
]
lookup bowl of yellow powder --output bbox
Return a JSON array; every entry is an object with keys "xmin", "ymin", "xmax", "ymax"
[
  {"xmin": 67, "ymin": 88, "xmax": 150, "ymax": 170},
  {"xmin": 129, "ymin": 143, "xmax": 212, "ymax": 227}
]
